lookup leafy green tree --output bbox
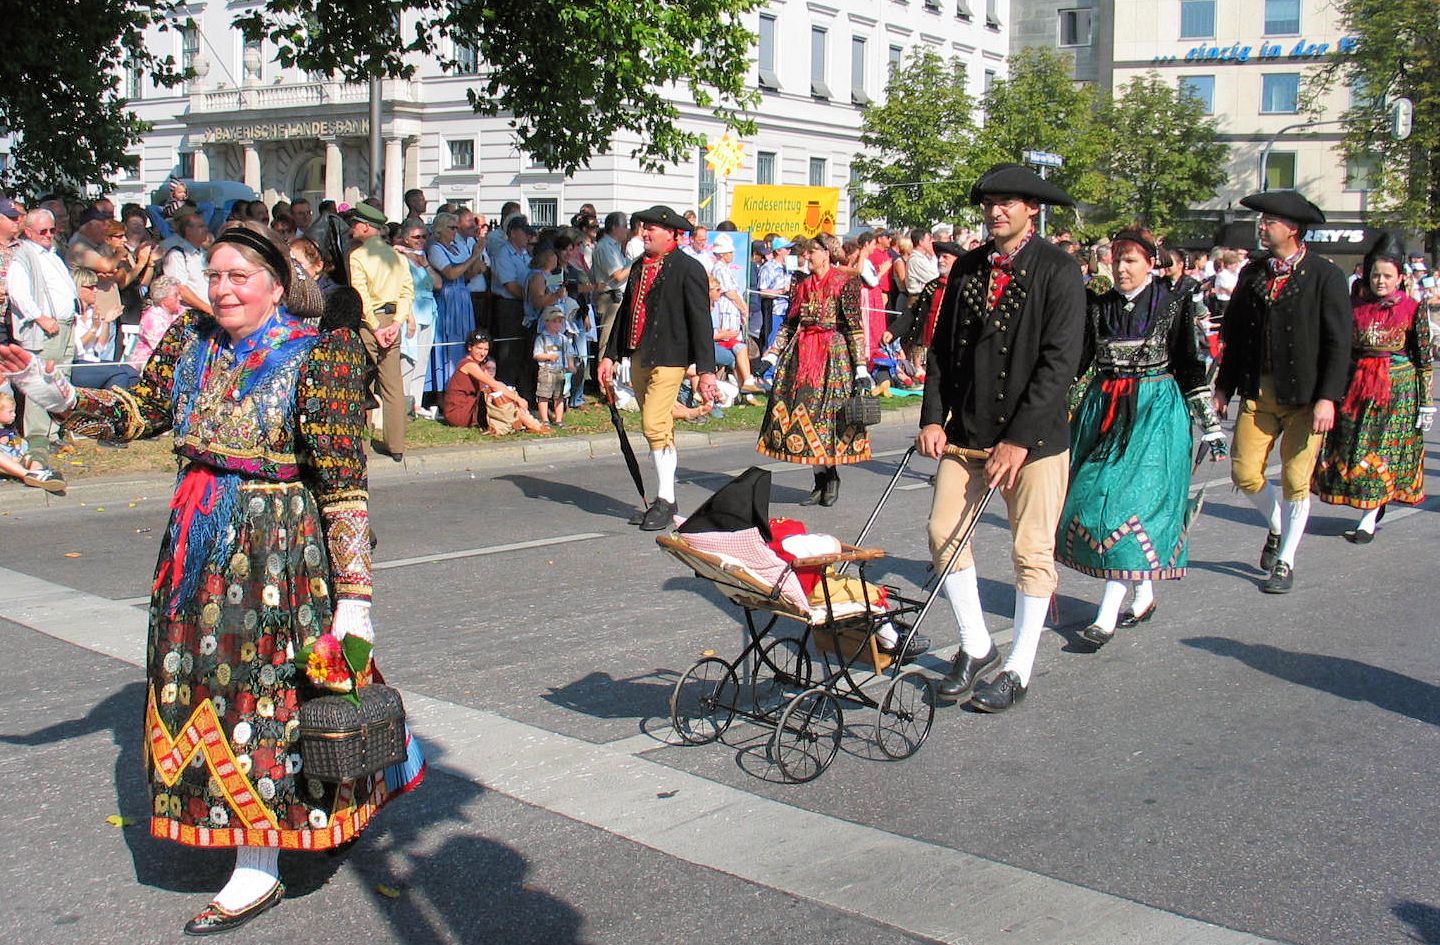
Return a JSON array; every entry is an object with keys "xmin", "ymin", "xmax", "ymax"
[
  {"xmin": 1091, "ymin": 72, "xmax": 1228, "ymax": 233},
  {"xmin": 0, "ymin": 0, "xmax": 185, "ymax": 197},
  {"xmin": 851, "ymin": 49, "xmax": 979, "ymax": 229},
  {"xmin": 1307, "ymin": 0, "xmax": 1440, "ymax": 253},
  {"xmin": 971, "ymin": 47, "xmax": 1110, "ymax": 234},
  {"xmin": 237, "ymin": 0, "xmax": 763, "ymax": 174}
]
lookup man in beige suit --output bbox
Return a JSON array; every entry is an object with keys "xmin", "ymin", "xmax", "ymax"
[{"xmin": 346, "ymin": 203, "xmax": 414, "ymax": 461}]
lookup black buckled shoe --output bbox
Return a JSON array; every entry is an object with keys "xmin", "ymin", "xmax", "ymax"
[
  {"xmin": 879, "ymin": 627, "xmax": 930, "ymax": 663},
  {"xmin": 819, "ymin": 468, "xmax": 840, "ymax": 507},
  {"xmin": 1079, "ymin": 623, "xmax": 1115, "ymax": 648},
  {"xmin": 1261, "ymin": 561, "xmax": 1294, "ymax": 594},
  {"xmin": 183, "ymin": 882, "xmax": 284, "ymax": 936},
  {"xmin": 1259, "ymin": 531, "xmax": 1281, "ymax": 572},
  {"xmin": 1117, "ymin": 602, "xmax": 1157, "ymax": 628},
  {"xmin": 638, "ymin": 498, "xmax": 678, "ymax": 531},
  {"xmin": 970, "ymin": 670, "xmax": 1027, "ymax": 713},
  {"xmin": 799, "ymin": 470, "xmax": 826, "ymax": 506},
  {"xmin": 936, "ymin": 645, "xmax": 1001, "ymax": 700},
  {"xmin": 1343, "ymin": 528, "xmax": 1375, "ymax": 545}
]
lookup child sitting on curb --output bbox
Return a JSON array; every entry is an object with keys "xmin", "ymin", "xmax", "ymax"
[{"xmin": 0, "ymin": 390, "xmax": 66, "ymax": 493}]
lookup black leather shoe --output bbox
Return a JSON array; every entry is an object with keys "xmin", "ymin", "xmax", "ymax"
[
  {"xmin": 638, "ymin": 498, "xmax": 678, "ymax": 531},
  {"xmin": 936, "ymin": 645, "xmax": 1001, "ymax": 700},
  {"xmin": 1261, "ymin": 561, "xmax": 1294, "ymax": 594},
  {"xmin": 799, "ymin": 470, "xmax": 826, "ymax": 506},
  {"xmin": 819, "ymin": 468, "xmax": 840, "ymax": 507},
  {"xmin": 390, "ymin": 452, "xmax": 404, "ymax": 463},
  {"xmin": 1259, "ymin": 531, "xmax": 1281, "ymax": 572},
  {"xmin": 879, "ymin": 627, "xmax": 930, "ymax": 662},
  {"xmin": 1079, "ymin": 623, "xmax": 1115, "ymax": 648},
  {"xmin": 1343, "ymin": 528, "xmax": 1375, "ymax": 545},
  {"xmin": 970, "ymin": 670, "xmax": 1027, "ymax": 713},
  {"xmin": 1117, "ymin": 602, "xmax": 1157, "ymax": 628},
  {"xmin": 183, "ymin": 882, "xmax": 284, "ymax": 936}
]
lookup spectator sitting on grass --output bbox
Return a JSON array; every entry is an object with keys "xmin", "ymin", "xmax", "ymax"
[
  {"xmin": 0, "ymin": 391, "xmax": 65, "ymax": 493},
  {"xmin": 443, "ymin": 330, "xmax": 550, "ymax": 436}
]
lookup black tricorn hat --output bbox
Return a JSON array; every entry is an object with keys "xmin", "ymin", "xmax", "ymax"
[
  {"xmin": 934, "ymin": 240, "xmax": 965, "ymax": 257},
  {"xmin": 1239, "ymin": 190, "xmax": 1325, "ymax": 227},
  {"xmin": 677, "ymin": 467, "xmax": 772, "ymax": 540},
  {"xmin": 1363, "ymin": 231, "xmax": 1406, "ymax": 270},
  {"xmin": 632, "ymin": 204, "xmax": 694, "ymax": 234},
  {"xmin": 969, "ymin": 162, "xmax": 1075, "ymax": 207}
]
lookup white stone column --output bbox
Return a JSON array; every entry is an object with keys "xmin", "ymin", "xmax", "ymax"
[
  {"xmin": 324, "ymin": 139, "xmax": 343, "ymax": 202},
  {"xmin": 403, "ymin": 138, "xmax": 420, "ymax": 192},
  {"xmin": 192, "ymin": 147, "xmax": 210, "ymax": 182},
  {"xmin": 383, "ymin": 137, "xmax": 403, "ymax": 221},
  {"xmin": 242, "ymin": 143, "xmax": 261, "ymax": 191}
]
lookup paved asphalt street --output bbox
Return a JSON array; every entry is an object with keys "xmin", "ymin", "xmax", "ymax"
[{"xmin": 0, "ymin": 416, "xmax": 1437, "ymax": 945}]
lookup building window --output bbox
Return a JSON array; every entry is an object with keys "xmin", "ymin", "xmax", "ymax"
[
  {"xmin": 125, "ymin": 56, "xmax": 144, "ymax": 100},
  {"xmin": 527, "ymin": 197, "xmax": 557, "ymax": 228},
  {"xmin": 924, "ymin": 0, "xmax": 941, "ymax": 10},
  {"xmin": 851, "ymin": 36, "xmax": 870, "ymax": 104},
  {"xmin": 1344, "ymin": 155, "xmax": 1378, "ymax": 192},
  {"xmin": 808, "ymin": 157, "xmax": 828, "ymax": 187},
  {"xmin": 956, "ymin": 0, "xmax": 973, "ymax": 20},
  {"xmin": 758, "ymin": 14, "xmax": 780, "ymax": 89},
  {"xmin": 888, "ymin": 44, "xmax": 904, "ymax": 75},
  {"xmin": 811, "ymin": 26, "xmax": 831, "ymax": 99},
  {"xmin": 1179, "ymin": 75, "xmax": 1215, "ymax": 114},
  {"xmin": 180, "ymin": 26, "xmax": 200, "ymax": 90},
  {"xmin": 1349, "ymin": 77, "xmax": 1381, "ymax": 110},
  {"xmin": 984, "ymin": 69, "xmax": 996, "ymax": 94},
  {"xmin": 756, "ymin": 150, "xmax": 777, "ymax": 185},
  {"xmin": 698, "ymin": 147, "xmax": 717, "ymax": 227},
  {"xmin": 447, "ymin": 139, "xmax": 475, "ymax": 171},
  {"xmin": 1179, "ymin": 0, "xmax": 1215, "ymax": 39},
  {"xmin": 1058, "ymin": 9, "xmax": 1092, "ymax": 46},
  {"xmin": 985, "ymin": 0, "xmax": 1000, "ymax": 28},
  {"xmin": 178, "ymin": 151, "xmax": 195, "ymax": 179},
  {"xmin": 1263, "ymin": 0, "xmax": 1300, "ymax": 35},
  {"xmin": 454, "ymin": 43, "xmax": 479, "ymax": 75},
  {"xmin": 1265, "ymin": 152, "xmax": 1296, "ymax": 190},
  {"xmin": 1260, "ymin": 73, "xmax": 1300, "ymax": 113}
]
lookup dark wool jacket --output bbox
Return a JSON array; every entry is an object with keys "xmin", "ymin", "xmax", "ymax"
[
  {"xmin": 603, "ymin": 248, "xmax": 716, "ymax": 373},
  {"xmin": 920, "ymin": 236, "xmax": 1085, "ymax": 459},
  {"xmin": 1216, "ymin": 250, "xmax": 1352, "ymax": 406}
]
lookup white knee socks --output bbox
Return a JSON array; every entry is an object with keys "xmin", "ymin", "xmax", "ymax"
[
  {"xmin": 1247, "ymin": 482, "xmax": 1283, "ymax": 534},
  {"xmin": 1093, "ymin": 580, "xmax": 1129, "ymax": 632},
  {"xmin": 942, "ymin": 568, "xmax": 993, "ymax": 658},
  {"xmin": 1278, "ymin": 497, "xmax": 1310, "ymax": 566},
  {"xmin": 1002, "ymin": 591, "xmax": 1051, "ymax": 687},
  {"xmin": 652, "ymin": 446, "xmax": 678, "ymax": 503},
  {"xmin": 1358, "ymin": 506, "xmax": 1381, "ymax": 534},
  {"xmin": 1130, "ymin": 579, "xmax": 1154, "ymax": 616},
  {"xmin": 213, "ymin": 845, "xmax": 280, "ymax": 911}
]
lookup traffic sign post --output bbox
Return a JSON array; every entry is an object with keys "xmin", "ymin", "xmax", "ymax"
[
  {"xmin": 1391, "ymin": 97, "xmax": 1413, "ymax": 141},
  {"xmin": 1023, "ymin": 151, "xmax": 1065, "ymax": 237}
]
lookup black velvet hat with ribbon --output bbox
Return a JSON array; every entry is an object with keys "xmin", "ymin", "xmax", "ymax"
[
  {"xmin": 632, "ymin": 204, "xmax": 694, "ymax": 234},
  {"xmin": 968, "ymin": 162, "xmax": 1075, "ymax": 207},
  {"xmin": 1239, "ymin": 189, "xmax": 1326, "ymax": 227},
  {"xmin": 677, "ymin": 467, "xmax": 773, "ymax": 540},
  {"xmin": 1364, "ymin": 231, "xmax": 1407, "ymax": 270},
  {"xmin": 934, "ymin": 240, "xmax": 965, "ymax": 257}
]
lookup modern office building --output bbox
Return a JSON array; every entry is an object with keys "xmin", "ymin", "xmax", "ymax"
[{"xmin": 113, "ymin": 2, "xmax": 1010, "ymax": 229}]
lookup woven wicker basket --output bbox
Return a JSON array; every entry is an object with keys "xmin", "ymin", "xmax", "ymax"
[{"xmin": 298, "ymin": 685, "xmax": 407, "ymax": 783}]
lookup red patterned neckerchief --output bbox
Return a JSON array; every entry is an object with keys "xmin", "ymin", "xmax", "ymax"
[
  {"xmin": 1266, "ymin": 246, "xmax": 1305, "ymax": 300},
  {"xmin": 627, "ymin": 251, "xmax": 669, "ymax": 349},
  {"xmin": 986, "ymin": 230, "xmax": 1034, "ymax": 309}
]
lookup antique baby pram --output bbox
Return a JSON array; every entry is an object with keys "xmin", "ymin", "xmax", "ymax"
[{"xmin": 659, "ymin": 447, "xmax": 997, "ymax": 782}]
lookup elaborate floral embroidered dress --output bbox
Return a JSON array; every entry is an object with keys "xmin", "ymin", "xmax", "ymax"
[
  {"xmin": 1057, "ymin": 281, "xmax": 1217, "ymax": 580},
  {"xmin": 1312, "ymin": 292, "xmax": 1431, "ymax": 508},
  {"xmin": 757, "ymin": 268, "xmax": 872, "ymax": 466},
  {"xmin": 65, "ymin": 309, "xmax": 422, "ymax": 850}
]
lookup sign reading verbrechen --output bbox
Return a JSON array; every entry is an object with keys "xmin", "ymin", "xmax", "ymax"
[{"xmin": 729, "ymin": 185, "xmax": 840, "ymax": 238}]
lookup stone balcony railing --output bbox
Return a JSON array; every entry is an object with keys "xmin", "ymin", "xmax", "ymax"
[{"xmin": 189, "ymin": 78, "xmax": 421, "ymax": 113}]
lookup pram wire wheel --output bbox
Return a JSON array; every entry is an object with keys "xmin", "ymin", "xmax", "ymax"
[
  {"xmin": 875, "ymin": 668, "xmax": 936, "ymax": 759},
  {"xmin": 751, "ymin": 636, "xmax": 814, "ymax": 717},
  {"xmin": 770, "ymin": 687, "xmax": 844, "ymax": 783},
  {"xmin": 670, "ymin": 656, "xmax": 740, "ymax": 745}
]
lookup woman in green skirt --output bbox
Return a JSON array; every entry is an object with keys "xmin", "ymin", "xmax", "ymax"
[
  {"xmin": 1058, "ymin": 229, "xmax": 1227, "ymax": 648},
  {"xmin": 1312, "ymin": 234, "xmax": 1432, "ymax": 542}
]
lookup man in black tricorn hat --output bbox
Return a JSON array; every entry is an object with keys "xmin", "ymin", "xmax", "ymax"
[
  {"xmin": 919, "ymin": 163, "xmax": 1085, "ymax": 712},
  {"xmin": 1213, "ymin": 189, "xmax": 1351, "ymax": 593},
  {"xmin": 598, "ymin": 205, "xmax": 719, "ymax": 530}
]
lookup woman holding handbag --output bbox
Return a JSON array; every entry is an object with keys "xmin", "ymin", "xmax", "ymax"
[
  {"xmin": 756, "ymin": 234, "xmax": 874, "ymax": 506},
  {"xmin": 0, "ymin": 221, "xmax": 424, "ymax": 936}
]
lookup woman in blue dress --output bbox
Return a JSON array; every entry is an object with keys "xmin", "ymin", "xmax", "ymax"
[
  {"xmin": 1057, "ymin": 228, "xmax": 1226, "ymax": 649},
  {"xmin": 395, "ymin": 222, "xmax": 440, "ymax": 417},
  {"xmin": 427, "ymin": 212, "xmax": 484, "ymax": 390}
]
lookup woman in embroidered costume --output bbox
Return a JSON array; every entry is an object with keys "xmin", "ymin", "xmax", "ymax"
[
  {"xmin": 0, "ymin": 222, "xmax": 424, "ymax": 935},
  {"xmin": 756, "ymin": 234, "xmax": 874, "ymax": 507},
  {"xmin": 1312, "ymin": 234, "xmax": 1433, "ymax": 542},
  {"xmin": 1057, "ymin": 229, "xmax": 1227, "ymax": 649}
]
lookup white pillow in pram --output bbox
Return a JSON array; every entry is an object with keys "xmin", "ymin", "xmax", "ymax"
[
  {"xmin": 778, "ymin": 533, "xmax": 842, "ymax": 560},
  {"xmin": 675, "ymin": 527, "xmax": 810, "ymax": 612}
]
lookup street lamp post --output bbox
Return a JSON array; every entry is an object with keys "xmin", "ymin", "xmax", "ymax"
[{"xmin": 1257, "ymin": 119, "xmax": 1347, "ymax": 192}]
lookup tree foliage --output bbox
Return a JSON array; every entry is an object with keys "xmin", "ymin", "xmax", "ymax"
[
  {"xmin": 1306, "ymin": 0, "xmax": 1440, "ymax": 252},
  {"xmin": 0, "ymin": 0, "xmax": 185, "ymax": 197},
  {"xmin": 850, "ymin": 49, "xmax": 978, "ymax": 229},
  {"xmin": 1091, "ymin": 72, "xmax": 1229, "ymax": 232},
  {"xmin": 237, "ymin": 0, "xmax": 764, "ymax": 174}
]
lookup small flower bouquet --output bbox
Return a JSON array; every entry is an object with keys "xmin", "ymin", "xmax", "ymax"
[{"xmin": 295, "ymin": 633, "xmax": 373, "ymax": 706}]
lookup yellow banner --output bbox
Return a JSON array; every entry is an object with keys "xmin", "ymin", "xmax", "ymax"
[{"xmin": 729, "ymin": 185, "xmax": 840, "ymax": 238}]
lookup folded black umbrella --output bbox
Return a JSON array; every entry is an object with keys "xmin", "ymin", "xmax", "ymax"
[{"xmin": 608, "ymin": 400, "xmax": 647, "ymax": 500}]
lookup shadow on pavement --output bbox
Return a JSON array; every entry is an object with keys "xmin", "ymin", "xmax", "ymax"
[
  {"xmin": 1393, "ymin": 900, "xmax": 1440, "ymax": 944},
  {"xmin": 492, "ymin": 473, "xmax": 639, "ymax": 522},
  {"xmin": 1181, "ymin": 636, "xmax": 1440, "ymax": 727},
  {"xmin": 541, "ymin": 669, "xmax": 679, "ymax": 723}
]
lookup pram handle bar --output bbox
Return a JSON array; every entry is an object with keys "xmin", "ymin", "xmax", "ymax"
[
  {"xmin": 790, "ymin": 544, "xmax": 886, "ymax": 569},
  {"xmin": 943, "ymin": 445, "xmax": 992, "ymax": 461}
]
